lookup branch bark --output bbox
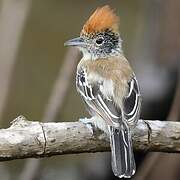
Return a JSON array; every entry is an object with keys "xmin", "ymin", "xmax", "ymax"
[{"xmin": 0, "ymin": 116, "xmax": 180, "ymax": 162}]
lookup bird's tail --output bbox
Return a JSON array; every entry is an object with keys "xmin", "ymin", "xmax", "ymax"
[{"xmin": 109, "ymin": 123, "xmax": 136, "ymax": 178}]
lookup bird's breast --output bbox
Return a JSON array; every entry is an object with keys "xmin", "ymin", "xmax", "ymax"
[{"xmin": 99, "ymin": 79, "xmax": 114, "ymax": 99}]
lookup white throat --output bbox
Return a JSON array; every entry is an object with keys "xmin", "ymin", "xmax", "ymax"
[{"xmin": 79, "ymin": 47, "xmax": 93, "ymax": 60}]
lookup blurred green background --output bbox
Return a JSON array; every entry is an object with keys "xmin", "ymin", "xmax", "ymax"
[{"xmin": 0, "ymin": 0, "xmax": 179, "ymax": 180}]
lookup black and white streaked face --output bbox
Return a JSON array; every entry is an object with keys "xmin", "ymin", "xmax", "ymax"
[{"xmin": 80, "ymin": 29, "xmax": 123, "ymax": 60}]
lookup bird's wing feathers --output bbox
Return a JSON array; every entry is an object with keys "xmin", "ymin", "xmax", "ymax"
[
  {"xmin": 76, "ymin": 69, "xmax": 141, "ymax": 126},
  {"xmin": 76, "ymin": 69, "xmax": 121, "ymax": 127},
  {"xmin": 123, "ymin": 76, "xmax": 142, "ymax": 125}
]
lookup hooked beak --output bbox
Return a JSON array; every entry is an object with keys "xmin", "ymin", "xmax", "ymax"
[{"xmin": 64, "ymin": 37, "xmax": 86, "ymax": 47}]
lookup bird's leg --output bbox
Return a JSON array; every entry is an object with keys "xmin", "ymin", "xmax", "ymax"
[{"xmin": 143, "ymin": 120, "xmax": 152, "ymax": 143}]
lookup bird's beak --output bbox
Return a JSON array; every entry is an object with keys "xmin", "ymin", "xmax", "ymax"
[{"xmin": 64, "ymin": 37, "xmax": 86, "ymax": 47}]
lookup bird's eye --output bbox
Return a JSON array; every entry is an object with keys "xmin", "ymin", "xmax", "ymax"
[{"xmin": 96, "ymin": 37, "xmax": 104, "ymax": 45}]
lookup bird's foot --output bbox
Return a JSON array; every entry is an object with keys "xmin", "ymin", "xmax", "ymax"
[{"xmin": 79, "ymin": 117, "xmax": 95, "ymax": 134}]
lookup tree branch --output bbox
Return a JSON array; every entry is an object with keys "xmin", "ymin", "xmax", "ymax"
[{"xmin": 0, "ymin": 115, "xmax": 180, "ymax": 162}]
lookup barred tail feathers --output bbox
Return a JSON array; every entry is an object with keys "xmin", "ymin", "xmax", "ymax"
[{"xmin": 109, "ymin": 124, "xmax": 135, "ymax": 178}]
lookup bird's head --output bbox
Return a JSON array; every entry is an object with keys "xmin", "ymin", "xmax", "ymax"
[{"xmin": 64, "ymin": 5, "xmax": 123, "ymax": 60}]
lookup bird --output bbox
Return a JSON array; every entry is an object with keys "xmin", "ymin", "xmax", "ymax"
[{"xmin": 64, "ymin": 5, "xmax": 142, "ymax": 178}]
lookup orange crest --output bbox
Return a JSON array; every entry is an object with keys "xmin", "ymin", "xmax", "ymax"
[{"xmin": 81, "ymin": 5, "xmax": 119, "ymax": 35}]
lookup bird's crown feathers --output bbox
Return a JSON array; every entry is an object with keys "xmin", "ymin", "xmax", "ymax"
[{"xmin": 81, "ymin": 5, "xmax": 119, "ymax": 35}]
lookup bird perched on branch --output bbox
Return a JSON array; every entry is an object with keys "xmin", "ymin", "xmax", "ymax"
[{"xmin": 64, "ymin": 5, "xmax": 141, "ymax": 178}]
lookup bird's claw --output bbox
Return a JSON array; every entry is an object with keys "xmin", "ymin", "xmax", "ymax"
[{"xmin": 143, "ymin": 120, "xmax": 152, "ymax": 143}]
